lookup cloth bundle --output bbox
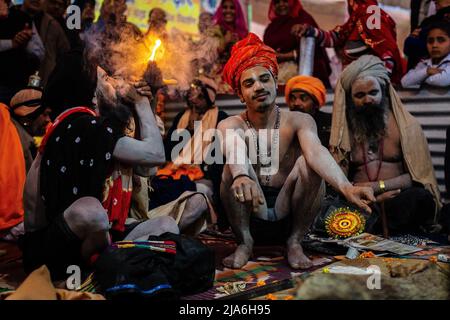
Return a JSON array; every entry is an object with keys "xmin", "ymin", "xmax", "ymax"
[{"xmin": 93, "ymin": 232, "xmax": 215, "ymax": 300}]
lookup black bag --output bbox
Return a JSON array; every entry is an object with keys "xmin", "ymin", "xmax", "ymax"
[
  {"xmin": 93, "ymin": 232, "xmax": 215, "ymax": 300},
  {"xmin": 149, "ymin": 233, "xmax": 215, "ymax": 295}
]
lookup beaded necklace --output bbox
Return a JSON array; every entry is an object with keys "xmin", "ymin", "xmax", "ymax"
[
  {"xmin": 361, "ymin": 139, "xmax": 384, "ymax": 182},
  {"xmin": 244, "ymin": 106, "xmax": 280, "ymax": 186}
]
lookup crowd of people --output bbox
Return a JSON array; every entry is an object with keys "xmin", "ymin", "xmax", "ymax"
[{"xmin": 0, "ymin": 0, "xmax": 450, "ymax": 288}]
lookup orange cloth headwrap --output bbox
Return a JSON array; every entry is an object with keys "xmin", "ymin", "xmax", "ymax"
[
  {"xmin": 285, "ymin": 75, "xmax": 326, "ymax": 108},
  {"xmin": 222, "ymin": 33, "xmax": 278, "ymax": 91}
]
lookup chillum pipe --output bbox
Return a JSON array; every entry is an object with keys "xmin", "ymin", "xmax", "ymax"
[{"xmin": 298, "ymin": 36, "xmax": 316, "ymax": 76}]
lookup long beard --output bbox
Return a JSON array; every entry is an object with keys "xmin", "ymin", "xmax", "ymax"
[{"xmin": 346, "ymin": 98, "xmax": 388, "ymax": 145}]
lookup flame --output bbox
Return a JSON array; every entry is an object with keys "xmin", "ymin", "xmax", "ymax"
[
  {"xmin": 145, "ymin": 38, "xmax": 178, "ymax": 85},
  {"xmin": 149, "ymin": 39, "xmax": 162, "ymax": 62}
]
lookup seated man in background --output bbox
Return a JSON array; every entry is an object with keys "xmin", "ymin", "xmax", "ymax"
[
  {"xmin": 330, "ymin": 55, "xmax": 441, "ymax": 234},
  {"xmin": 161, "ymin": 76, "xmax": 228, "ymax": 209},
  {"xmin": 198, "ymin": 12, "xmax": 214, "ymax": 36},
  {"xmin": 9, "ymin": 74, "xmax": 51, "ymax": 172},
  {"xmin": 285, "ymin": 75, "xmax": 331, "ymax": 147},
  {"xmin": 145, "ymin": 7, "xmax": 168, "ymax": 40}
]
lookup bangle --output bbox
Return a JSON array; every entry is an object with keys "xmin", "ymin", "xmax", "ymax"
[
  {"xmin": 232, "ymin": 174, "xmax": 252, "ymax": 184},
  {"xmin": 379, "ymin": 180, "xmax": 386, "ymax": 193},
  {"xmin": 292, "ymin": 50, "xmax": 297, "ymax": 61}
]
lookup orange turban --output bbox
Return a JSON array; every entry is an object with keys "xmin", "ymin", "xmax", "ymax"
[
  {"xmin": 285, "ymin": 75, "xmax": 326, "ymax": 108},
  {"xmin": 222, "ymin": 33, "xmax": 278, "ymax": 91}
]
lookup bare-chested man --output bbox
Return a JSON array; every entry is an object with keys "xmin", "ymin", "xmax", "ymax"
[
  {"xmin": 330, "ymin": 55, "xmax": 441, "ymax": 235},
  {"xmin": 218, "ymin": 33, "xmax": 375, "ymax": 270},
  {"xmin": 21, "ymin": 67, "xmax": 206, "ymax": 280}
]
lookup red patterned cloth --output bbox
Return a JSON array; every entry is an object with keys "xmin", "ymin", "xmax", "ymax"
[
  {"xmin": 339, "ymin": 0, "xmax": 404, "ymax": 83},
  {"xmin": 222, "ymin": 33, "xmax": 278, "ymax": 91},
  {"xmin": 309, "ymin": 0, "xmax": 404, "ymax": 84},
  {"xmin": 102, "ymin": 175, "xmax": 132, "ymax": 233}
]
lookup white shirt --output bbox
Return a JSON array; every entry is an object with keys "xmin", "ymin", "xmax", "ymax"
[{"xmin": 401, "ymin": 53, "xmax": 450, "ymax": 88}]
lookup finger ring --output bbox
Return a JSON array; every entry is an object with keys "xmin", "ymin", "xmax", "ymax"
[{"xmin": 235, "ymin": 193, "xmax": 243, "ymax": 199}]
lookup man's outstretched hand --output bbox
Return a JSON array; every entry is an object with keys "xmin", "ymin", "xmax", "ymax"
[
  {"xmin": 340, "ymin": 184, "xmax": 376, "ymax": 213},
  {"xmin": 231, "ymin": 176, "xmax": 265, "ymax": 214}
]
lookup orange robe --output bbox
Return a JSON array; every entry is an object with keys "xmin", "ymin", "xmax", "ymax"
[{"xmin": 0, "ymin": 103, "xmax": 25, "ymax": 232}]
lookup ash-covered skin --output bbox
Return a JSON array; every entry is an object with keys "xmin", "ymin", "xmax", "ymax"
[
  {"xmin": 23, "ymin": 64, "xmax": 167, "ymax": 268},
  {"xmin": 218, "ymin": 65, "xmax": 375, "ymax": 270},
  {"xmin": 347, "ymin": 76, "xmax": 414, "ymax": 202}
]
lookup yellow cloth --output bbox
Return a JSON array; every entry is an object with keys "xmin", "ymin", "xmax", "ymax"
[
  {"xmin": 147, "ymin": 190, "xmax": 217, "ymax": 236},
  {"xmin": 284, "ymin": 75, "xmax": 326, "ymax": 107},
  {"xmin": 0, "ymin": 104, "xmax": 25, "ymax": 232},
  {"xmin": 3, "ymin": 265, "xmax": 105, "ymax": 300},
  {"xmin": 174, "ymin": 106, "xmax": 219, "ymax": 166},
  {"xmin": 329, "ymin": 55, "xmax": 441, "ymax": 221}
]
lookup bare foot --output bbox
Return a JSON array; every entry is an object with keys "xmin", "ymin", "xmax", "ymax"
[
  {"xmin": 287, "ymin": 242, "xmax": 313, "ymax": 269},
  {"xmin": 222, "ymin": 244, "xmax": 252, "ymax": 269}
]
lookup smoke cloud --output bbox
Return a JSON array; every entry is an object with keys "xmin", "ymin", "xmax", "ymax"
[{"xmin": 82, "ymin": 24, "xmax": 220, "ymax": 96}]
